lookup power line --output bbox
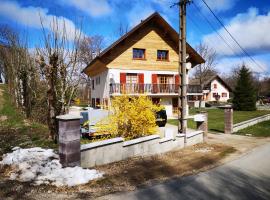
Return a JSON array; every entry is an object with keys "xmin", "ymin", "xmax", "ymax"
[
  {"xmin": 200, "ymin": 0, "xmax": 266, "ymax": 73},
  {"xmin": 192, "ymin": 2, "xmax": 242, "ymax": 58}
]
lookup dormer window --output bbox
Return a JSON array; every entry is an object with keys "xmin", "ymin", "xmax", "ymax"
[
  {"xmin": 133, "ymin": 48, "xmax": 145, "ymax": 60},
  {"xmin": 157, "ymin": 50, "xmax": 169, "ymax": 61}
]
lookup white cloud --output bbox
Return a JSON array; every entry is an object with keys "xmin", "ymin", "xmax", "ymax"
[
  {"xmin": 63, "ymin": 0, "xmax": 111, "ymax": 17},
  {"xmin": 0, "ymin": 1, "xmax": 83, "ymax": 40},
  {"xmin": 198, "ymin": 0, "xmax": 238, "ymax": 13},
  {"xmin": 216, "ymin": 56, "xmax": 268, "ymax": 74},
  {"xmin": 203, "ymin": 8, "xmax": 270, "ymax": 56},
  {"xmin": 127, "ymin": 4, "xmax": 155, "ymax": 27},
  {"xmin": 126, "ymin": 0, "xmax": 173, "ymax": 28}
]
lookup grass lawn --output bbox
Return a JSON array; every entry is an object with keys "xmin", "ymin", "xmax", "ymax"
[
  {"xmin": 235, "ymin": 120, "xmax": 270, "ymax": 137},
  {"xmin": 167, "ymin": 108, "xmax": 270, "ymax": 133},
  {"xmin": 0, "ymin": 85, "xmax": 56, "ymax": 157}
]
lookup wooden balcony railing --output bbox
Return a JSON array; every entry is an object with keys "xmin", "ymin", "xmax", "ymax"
[{"xmin": 109, "ymin": 83, "xmax": 202, "ymax": 94}]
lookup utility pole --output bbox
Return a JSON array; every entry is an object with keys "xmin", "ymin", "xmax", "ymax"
[{"xmin": 178, "ymin": 0, "xmax": 191, "ymax": 142}]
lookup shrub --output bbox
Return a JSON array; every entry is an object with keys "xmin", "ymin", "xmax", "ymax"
[{"xmin": 95, "ymin": 95, "xmax": 161, "ymax": 140}]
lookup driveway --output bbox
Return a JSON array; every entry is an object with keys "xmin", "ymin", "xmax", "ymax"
[{"xmin": 98, "ymin": 142, "xmax": 270, "ymax": 200}]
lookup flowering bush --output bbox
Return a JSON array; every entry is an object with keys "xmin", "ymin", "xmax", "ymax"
[{"xmin": 95, "ymin": 95, "xmax": 162, "ymax": 140}]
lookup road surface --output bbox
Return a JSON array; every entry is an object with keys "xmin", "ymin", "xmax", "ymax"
[{"xmin": 98, "ymin": 143, "xmax": 270, "ymax": 200}]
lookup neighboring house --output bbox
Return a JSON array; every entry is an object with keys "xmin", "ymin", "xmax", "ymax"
[
  {"xmin": 83, "ymin": 12, "xmax": 204, "ymax": 118},
  {"xmin": 189, "ymin": 75, "xmax": 232, "ymax": 103}
]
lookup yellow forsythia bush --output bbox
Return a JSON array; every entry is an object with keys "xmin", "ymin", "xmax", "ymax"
[{"xmin": 95, "ymin": 95, "xmax": 162, "ymax": 140}]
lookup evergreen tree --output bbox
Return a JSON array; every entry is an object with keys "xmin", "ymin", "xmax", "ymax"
[{"xmin": 232, "ymin": 65, "xmax": 257, "ymax": 111}]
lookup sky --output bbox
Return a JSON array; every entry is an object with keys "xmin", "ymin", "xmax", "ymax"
[{"xmin": 0, "ymin": 0, "xmax": 270, "ymax": 76}]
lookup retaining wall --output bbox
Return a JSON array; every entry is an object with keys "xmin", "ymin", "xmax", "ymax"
[
  {"xmin": 81, "ymin": 131, "xmax": 203, "ymax": 168},
  {"xmin": 233, "ymin": 114, "xmax": 270, "ymax": 132}
]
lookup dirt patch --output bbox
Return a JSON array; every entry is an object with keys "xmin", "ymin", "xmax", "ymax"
[{"xmin": 0, "ymin": 142, "xmax": 235, "ymax": 199}]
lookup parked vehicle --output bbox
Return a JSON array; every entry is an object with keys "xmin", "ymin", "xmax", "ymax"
[{"xmin": 155, "ymin": 109, "xmax": 167, "ymax": 127}]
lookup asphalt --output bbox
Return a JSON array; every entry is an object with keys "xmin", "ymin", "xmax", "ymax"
[{"xmin": 98, "ymin": 142, "xmax": 270, "ymax": 200}]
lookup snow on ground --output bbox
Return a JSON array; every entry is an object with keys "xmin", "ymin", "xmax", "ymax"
[
  {"xmin": 0, "ymin": 147, "xmax": 103, "ymax": 187},
  {"xmin": 194, "ymin": 147, "xmax": 214, "ymax": 153}
]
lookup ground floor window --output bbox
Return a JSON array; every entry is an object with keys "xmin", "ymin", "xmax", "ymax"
[
  {"xmin": 222, "ymin": 93, "xmax": 227, "ymax": 97},
  {"xmin": 152, "ymin": 98, "xmax": 161, "ymax": 105},
  {"xmin": 96, "ymin": 98, "xmax": 101, "ymax": 108},
  {"xmin": 91, "ymin": 98, "xmax": 95, "ymax": 107}
]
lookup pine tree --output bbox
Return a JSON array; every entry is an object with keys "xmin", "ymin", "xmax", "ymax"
[{"xmin": 232, "ymin": 65, "xmax": 257, "ymax": 111}]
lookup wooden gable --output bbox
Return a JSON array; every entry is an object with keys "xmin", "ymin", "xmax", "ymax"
[
  {"xmin": 107, "ymin": 26, "xmax": 179, "ymax": 71},
  {"xmin": 83, "ymin": 12, "xmax": 205, "ymax": 76}
]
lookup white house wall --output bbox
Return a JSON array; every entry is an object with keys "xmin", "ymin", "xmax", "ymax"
[
  {"xmin": 209, "ymin": 79, "xmax": 230, "ymax": 102},
  {"xmin": 91, "ymin": 70, "xmax": 109, "ymax": 99}
]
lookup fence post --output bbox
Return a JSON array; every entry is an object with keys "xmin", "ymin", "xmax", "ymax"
[
  {"xmin": 224, "ymin": 106, "xmax": 233, "ymax": 134},
  {"xmin": 195, "ymin": 111, "xmax": 208, "ymax": 140},
  {"xmin": 56, "ymin": 114, "xmax": 82, "ymax": 167},
  {"xmin": 196, "ymin": 111, "xmax": 208, "ymax": 139},
  {"xmin": 219, "ymin": 105, "xmax": 233, "ymax": 134}
]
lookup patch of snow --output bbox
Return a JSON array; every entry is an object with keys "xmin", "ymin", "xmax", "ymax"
[
  {"xmin": 0, "ymin": 147, "xmax": 103, "ymax": 187},
  {"xmin": 194, "ymin": 147, "xmax": 214, "ymax": 153}
]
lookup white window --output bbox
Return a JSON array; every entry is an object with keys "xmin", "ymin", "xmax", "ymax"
[{"xmin": 96, "ymin": 76, "xmax": 100, "ymax": 85}]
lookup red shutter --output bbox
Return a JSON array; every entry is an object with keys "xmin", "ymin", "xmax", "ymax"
[
  {"xmin": 152, "ymin": 74, "xmax": 157, "ymax": 84},
  {"xmin": 120, "ymin": 73, "xmax": 126, "ymax": 84},
  {"xmin": 138, "ymin": 73, "xmax": 144, "ymax": 93},
  {"xmin": 175, "ymin": 75, "xmax": 180, "ymax": 85},
  {"xmin": 152, "ymin": 74, "xmax": 158, "ymax": 93},
  {"xmin": 120, "ymin": 73, "xmax": 126, "ymax": 93},
  {"xmin": 174, "ymin": 75, "xmax": 180, "ymax": 93},
  {"xmin": 138, "ymin": 73, "xmax": 144, "ymax": 84}
]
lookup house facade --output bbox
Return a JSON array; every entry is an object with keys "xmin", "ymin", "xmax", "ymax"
[
  {"xmin": 83, "ymin": 13, "xmax": 204, "ymax": 118},
  {"xmin": 188, "ymin": 75, "xmax": 232, "ymax": 103}
]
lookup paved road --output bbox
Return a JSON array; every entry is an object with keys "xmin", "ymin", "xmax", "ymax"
[{"xmin": 99, "ymin": 143, "xmax": 270, "ymax": 200}]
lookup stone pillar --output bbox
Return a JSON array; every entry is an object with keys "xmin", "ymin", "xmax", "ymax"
[
  {"xmin": 57, "ymin": 114, "xmax": 82, "ymax": 167},
  {"xmin": 224, "ymin": 107, "xmax": 233, "ymax": 134},
  {"xmin": 196, "ymin": 111, "xmax": 208, "ymax": 138}
]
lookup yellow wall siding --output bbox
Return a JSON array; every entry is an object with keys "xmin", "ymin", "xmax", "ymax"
[{"xmin": 107, "ymin": 29, "xmax": 179, "ymax": 71}]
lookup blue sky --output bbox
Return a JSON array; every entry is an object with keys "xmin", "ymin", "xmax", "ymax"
[{"xmin": 0, "ymin": 0, "xmax": 270, "ymax": 76}]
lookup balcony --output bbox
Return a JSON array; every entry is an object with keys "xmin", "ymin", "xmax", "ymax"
[{"xmin": 109, "ymin": 83, "xmax": 202, "ymax": 95}]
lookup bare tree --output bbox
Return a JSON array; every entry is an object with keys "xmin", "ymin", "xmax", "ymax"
[
  {"xmin": 78, "ymin": 35, "xmax": 104, "ymax": 65},
  {"xmin": 36, "ymin": 18, "xmax": 84, "ymax": 142},
  {"xmin": 78, "ymin": 35, "xmax": 104, "ymax": 104},
  {"xmin": 194, "ymin": 43, "xmax": 218, "ymax": 82},
  {"xmin": 193, "ymin": 43, "xmax": 218, "ymax": 107},
  {"xmin": 0, "ymin": 25, "xmax": 38, "ymax": 117}
]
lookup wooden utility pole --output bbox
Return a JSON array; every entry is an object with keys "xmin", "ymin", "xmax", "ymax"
[{"xmin": 178, "ymin": 0, "xmax": 191, "ymax": 142}]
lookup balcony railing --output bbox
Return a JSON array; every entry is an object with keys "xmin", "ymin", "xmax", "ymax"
[{"xmin": 109, "ymin": 83, "xmax": 202, "ymax": 94}]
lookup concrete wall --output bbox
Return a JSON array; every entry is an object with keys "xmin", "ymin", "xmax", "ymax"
[
  {"xmin": 81, "ymin": 132, "xmax": 203, "ymax": 168},
  {"xmin": 233, "ymin": 114, "xmax": 270, "ymax": 132}
]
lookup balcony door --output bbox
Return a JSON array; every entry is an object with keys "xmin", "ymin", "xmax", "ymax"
[
  {"xmin": 126, "ymin": 73, "xmax": 138, "ymax": 93},
  {"xmin": 158, "ymin": 75, "xmax": 173, "ymax": 93}
]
